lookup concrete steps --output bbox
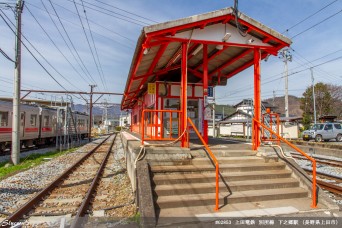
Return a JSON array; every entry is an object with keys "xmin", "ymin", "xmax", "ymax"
[
  {"xmin": 191, "ymin": 156, "xmax": 267, "ymax": 165},
  {"xmin": 154, "ymin": 178, "xmax": 299, "ymax": 196},
  {"xmin": 151, "ymin": 162, "xmax": 286, "ymax": 173},
  {"xmin": 192, "ymin": 149, "xmax": 255, "ymax": 157},
  {"xmin": 150, "ymin": 149, "xmax": 311, "ymax": 220},
  {"xmin": 155, "ymin": 187, "xmax": 308, "ymax": 209},
  {"xmin": 152, "ymin": 169, "xmax": 293, "ymax": 185}
]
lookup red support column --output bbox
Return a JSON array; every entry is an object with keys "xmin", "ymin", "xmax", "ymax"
[
  {"xmin": 203, "ymin": 44, "xmax": 208, "ymax": 143},
  {"xmin": 253, "ymin": 48, "xmax": 261, "ymax": 150},
  {"xmin": 181, "ymin": 42, "xmax": 188, "ymax": 147}
]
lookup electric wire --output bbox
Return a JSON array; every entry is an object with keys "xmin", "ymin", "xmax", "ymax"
[
  {"xmin": 63, "ymin": 0, "xmax": 147, "ymax": 26},
  {"xmin": 216, "ymin": 55, "xmax": 342, "ymax": 101},
  {"xmin": 233, "ymin": 0, "xmax": 248, "ymax": 37},
  {"xmin": 28, "ymin": 2, "xmax": 134, "ymax": 47},
  {"xmin": 25, "ymin": 5, "xmax": 91, "ymax": 87},
  {"xmin": 47, "ymin": 0, "xmax": 97, "ymax": 84},
  {"xmin": 80, "ymin": 0, "xmax": 110, "ymax": 99},
  {"xmin": 291, "ymin": 9, "xmax": 342, "ymax": 39},
  {"xmin": 93, "ymin": 0, "xmax": 159, "ymax": 23},
  {"xmin": 283, "ymin": 0, "xmax": 339, "ymax": 33},
  {"xmin": 72, "ymin": 0, "xmax": 107, "ymax": 92},
  {"xmin": 1, "ymin": 9, "xmax": 83, "ymax": 92},
  {"xmin": 0, "ymin": 47, "xmax": 14, "ymax": 62},
  {"xmin": 38, "ymin": 0, "xmax": 95, "ymax": 85},
  {"xmin": 0, "ymin": 10, "xmax": 68, "ymax": 90}
]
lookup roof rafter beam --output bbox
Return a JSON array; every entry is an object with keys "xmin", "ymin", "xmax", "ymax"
[
  {"xmin": 194, "ymin": 46, "xmax": 229, "ymax": 71},
  {"xmin": 225, "ymin": 52, "xmax": 268, "ymax": 79},
  {"xmin": 209, "ymin": 48, "xmax": 253, "ymax": 77},
  {"xmin": 147, "ymin": 43, "xmax": 169, "ymax": 75},
  {"xmin": 188, "ymin": 68, "xmax": 203, "ymax": 79},
  {"xmin": 153, "ymin": 36, "xmax": 277, "ymax": 52},
  {"xmin": 145, "ymin": 15, "xmax": 230, "ymax": 38}
]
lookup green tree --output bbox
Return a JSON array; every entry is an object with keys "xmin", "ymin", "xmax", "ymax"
[
  {"xmin": 300, "ymin": 82, "xmax": 332, "ymax": 129},
  {"xmin": 327, "ymin": 84, "xmax": 342, "ymax": 119}
]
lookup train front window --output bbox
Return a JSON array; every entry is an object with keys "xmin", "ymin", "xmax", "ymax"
[
  {"xmin": 30, "ymin": 114, "xmax": 37, "ymax": 126},
  {"xmin": 0, "ymin": 111, "xmax": 8, "ymax": 127}
]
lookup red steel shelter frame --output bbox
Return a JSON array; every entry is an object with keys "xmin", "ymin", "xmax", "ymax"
[{"xmin": 121, "ymin": 7, "xmax": 292, "ymax": 150}]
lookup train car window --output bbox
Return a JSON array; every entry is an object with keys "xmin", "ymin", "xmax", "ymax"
[
  {"xmin": 30, "ymin": 114, "xmax": 37, "ymax": 126},
  {"xmin": 0, "ymin": 111, "xmax": 8, "ymax": 127},
  {"xmin": 43, "ymin": 116, "xmax": 49, "ymax": 126}
]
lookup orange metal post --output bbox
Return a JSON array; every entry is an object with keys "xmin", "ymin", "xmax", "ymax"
[
  {"xmin": 253, "ymin": 48, "xmax": 261, "ymax": 150},
  {"xmin": 181, "ymin": 42, "xmax": 188, "ymax": 147},
  {"xmin": 254, "ymin": 118, "xmax": 317, "ymax": 208},
  {"xmin": 141, "ymin": 109, "xmax": 145, "ymax": 145},
  {"xmin": 203, "ymin": 44, "xmax": 208, "ymax": 143},
  {"xmin": 188, "ymin": 118, "xmax": 219, "ymax": 211}
]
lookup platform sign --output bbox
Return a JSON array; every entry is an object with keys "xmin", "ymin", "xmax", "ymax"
[
  {"xmin": 207, "ymin": 86, "xmax": 214, "ymax": 98},
  {"xmin": 148, "ymin": 83, "xmax": 156, "ymax": 94}
]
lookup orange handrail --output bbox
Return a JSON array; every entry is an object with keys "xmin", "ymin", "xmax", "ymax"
[
  {"xmin": 187, "ymin": 117, "xmax": 220, "ymax": 211},
  {"xmin": 253, "ymin": 118, "xmax": 317, "ymax": 208}
]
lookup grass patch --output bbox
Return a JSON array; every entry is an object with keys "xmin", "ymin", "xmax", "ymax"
[{"xmin": 0, "ymin": 147, "xmax": 77, "ymax": 180}]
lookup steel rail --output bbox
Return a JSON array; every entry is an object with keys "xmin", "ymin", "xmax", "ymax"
[
  {"xmin": 0, "ymin": 135, "xmax": 112, "ymax": 227},
  {"xmin": 70, "ymin": 133, "xmax": 117, "ymax": 227},
  {"xmin": 290, "ymin": 154, "xmax": 342, "ymax": 168},
  {"xmin": 302, "ymin": 167, "xmax": 342, "ymax": 195},
  {"xmin": 316, "ymin": 179, "xmax": 342, "ymax": 195}
]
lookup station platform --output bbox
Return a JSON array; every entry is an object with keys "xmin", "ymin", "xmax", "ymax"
[{"xmin": 120, "ymin": 130, "xmax": 340, "ymax": 226}]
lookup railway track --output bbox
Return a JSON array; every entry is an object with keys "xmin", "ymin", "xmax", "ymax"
[
  {"xmin": 302, "ymin": 167, "xmax": 342, "ymax": 196},
  {"xmin": 290, "ymin": 152, "xmax": 342, "ymax": 168},
  {"xmin": 0, "ymin": 133, "xmax": 118, "ymax": 227}
]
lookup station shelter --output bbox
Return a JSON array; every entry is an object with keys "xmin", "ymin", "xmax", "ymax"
[{"xmin": 121, "ymin": 7, "xmax": 291, "ymax": 149}]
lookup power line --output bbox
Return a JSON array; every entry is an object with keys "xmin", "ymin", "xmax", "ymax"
[
  {"xmin": 216, "ymin": 55, "xmax": 342, "ymax": 101},
  {"xmin": 93, "ymin": 0, "xmax": 159, "ymax": 23},
  {"xmin": 25, "ymin": 5, "xmax": 91, "ymax": 87},
  {"xmin": 64, "ymin": 0, "xmax": 148, "ymax": 26},
  {"xmin": 291, "ymin": 9, "xmax": 342, "ymax": 39},
  {"xmin": 80, "ymin": 0, "xmax": 109, "ymax": 95},
  {"xmin": 0, "ymin": 9, "xmax": 68, "ymax": 90},
  {"xmin": 0, "ymin": 47, "xmax": 14, "ymax": 62},
  {"xmin": 47, "ymin": 0, "xmax": 97, "ymax": 84},
  {"xmin": 283, "ymin": 0, "xmax": 338, "ymax": 33},
  {"xmin": 27, "ymin": 2, "xmax": 135, "ymax": 47},
  {"xmin": 39, "ymin": 0, "xmax": 97, "ymax": 85},
  {"xmin": 37, "ymin": 1, "xmax": 135, "ymax": 43},
  {"xmin": 72, "ymin": 0, "xmax": 106, "ymax": 92},
  {"xmin": 1, "ymin": 8, "xmax": 83, "ymax": 92}
]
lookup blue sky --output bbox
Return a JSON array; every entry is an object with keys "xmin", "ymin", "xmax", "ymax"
[{"xmin": 0, "ymin": 0, "xmax": 341, "ymax": 106}]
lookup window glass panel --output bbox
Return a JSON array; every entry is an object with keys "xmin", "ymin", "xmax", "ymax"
[
  {"xmin": 30, "ymin": 114, "xmax": 37, "ymax": 126},
  {"xmin": 43, "ymin": 116, "xmax": 49, "ymax": 126},
  {"xmin": 334, "ymin": 124, "xmax": 341, "ymax": 129},
  {"xmin": 325, "ymin": 124, "xmax": 332, "ymax": 130},
  {"xmin": 0, "ymin": 112, "xmax": 8, "ymax": 127}
]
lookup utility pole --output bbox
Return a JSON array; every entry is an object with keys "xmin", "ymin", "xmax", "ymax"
[
  {"xmin": 280, "ymin": 49, "xmax": 292, "ymax": 118},
  {"xmin": 273, "ymin": 90, "xmax": 276, "ymax": 107},
  {"xmin": 11, "ymin": 0, "xmax": 23, "ymax": 165},
  {"xmin": 310, "ymin": 68, "xmax": 317, "ymax": 125},
  {"xmin": 88, "ymin": 85, "xmax": 96, "ymax": 141}
]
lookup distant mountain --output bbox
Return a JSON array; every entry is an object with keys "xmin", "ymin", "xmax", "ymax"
[
  {"xmin": 263, "ymin": 95, "xmax": 303, "ymax": 117},
  {"xmin": 73, "ymin": 104, "xmax": 122, "ymax": 117}
]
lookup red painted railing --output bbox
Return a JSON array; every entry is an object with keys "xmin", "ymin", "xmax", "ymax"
[
  {"xmin": 188, "ymin": 117, "xmax": 220, "ymax": 211},
  {"xmin": 141, "ymin": 109, "xmax": 182, "ymax": 145},
  {"xmin": 253, "ymin": 118, "xmax": 317, "ymax": 208}
]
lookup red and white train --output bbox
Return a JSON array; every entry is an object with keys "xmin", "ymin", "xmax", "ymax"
[{"xmin": 0, "ymin": 100, "xmax": 89, "ymax": 153}]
